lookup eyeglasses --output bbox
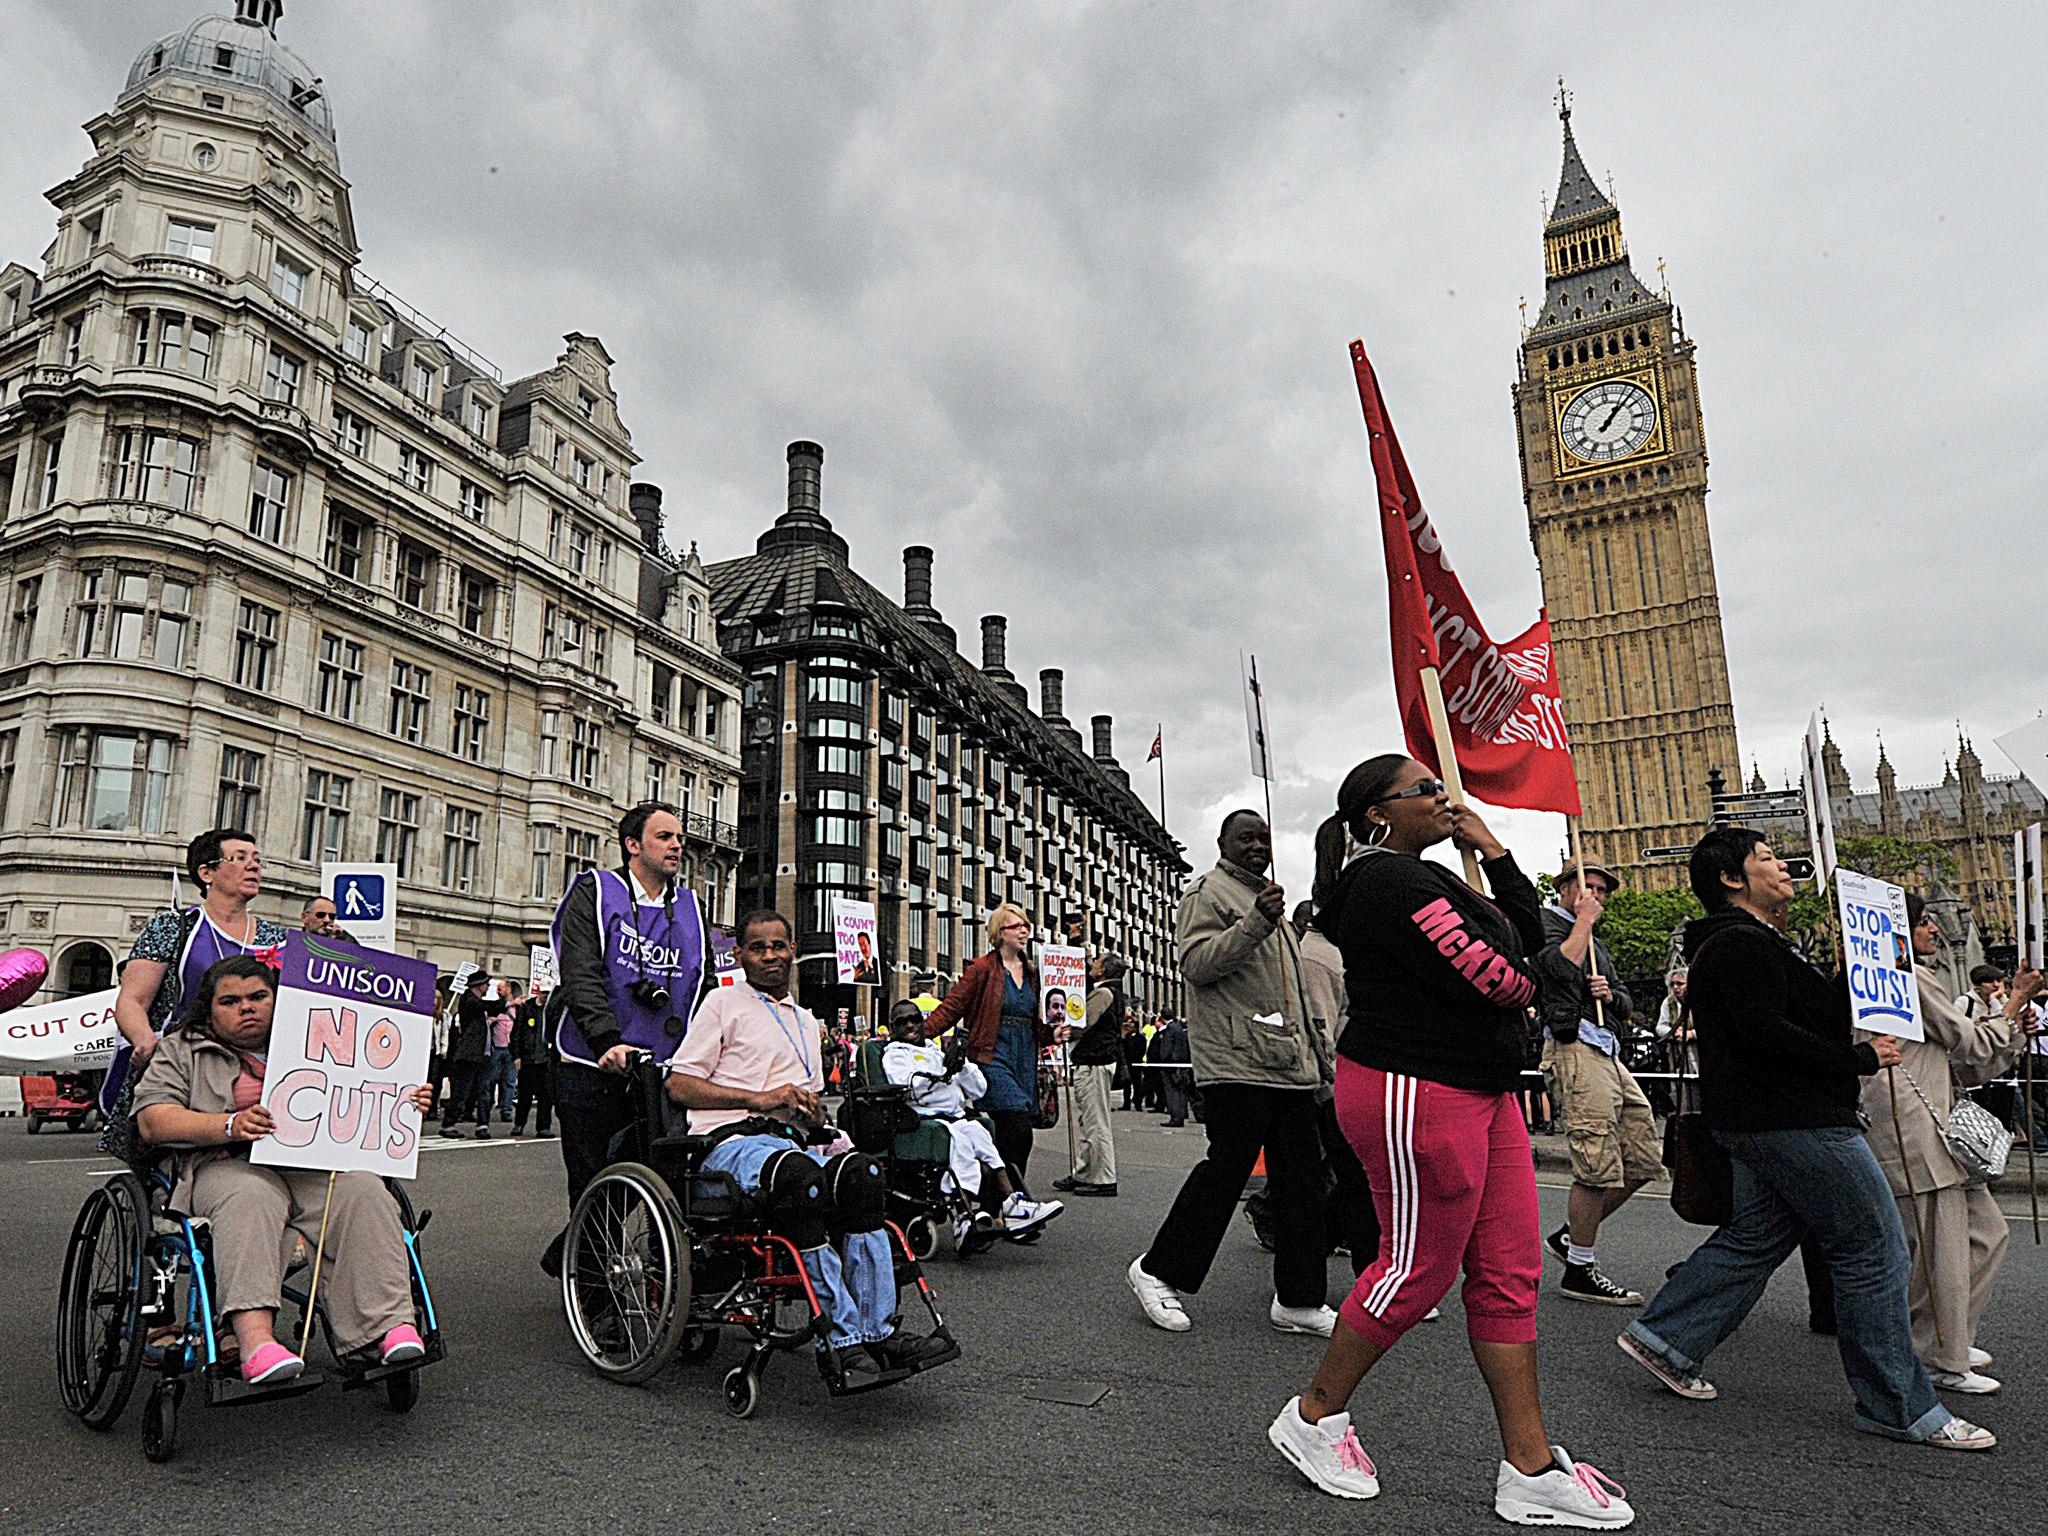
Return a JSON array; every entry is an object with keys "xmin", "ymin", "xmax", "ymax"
[{"xmin": 1370, "ymin": 779, "xmax": 1446, "ymax": 806}]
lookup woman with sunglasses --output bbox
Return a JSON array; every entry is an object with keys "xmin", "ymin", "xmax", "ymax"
[{"xmin": 1267, "ymin": 756, "xmax": 1632, "ymax": 1528}]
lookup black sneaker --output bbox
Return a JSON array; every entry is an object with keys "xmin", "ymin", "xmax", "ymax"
[
  {"xmin": 474, "ymin": 1125, "xmax": 491, "ymax": 1140},
  {"xmin": 874, "ymin": 1328, "xmax": 953, "ymax": 1368},
  {"xmin": 439, "ymin": 1126, "xmax": 466, "ymax": 1139},
  {"xmin": 1072, "ymin": 1182, "xmax": 1118, "ymax": 1197},
  {"xmin": 1052, "ymin": 1176, "xmax": 1081, "ymax": 1192},
  {"xmin": 1560, "ymin": 1263, "xmax": 1643, "ymax": 1306},
  {"xmin": 1545, "ymin": 1224, "xmax": 1570, "ymax": 1265}
]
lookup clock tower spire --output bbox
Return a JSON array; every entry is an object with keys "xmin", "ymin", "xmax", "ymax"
[{"xmin": 1512, "ymin": 94, "xmax": 1741, "ymax": 887}]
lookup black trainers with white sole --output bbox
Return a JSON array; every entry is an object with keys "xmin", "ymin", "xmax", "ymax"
[{"xmin": 1560, "ymin": 1263, "xmax": 1642, "ymax": 1306}]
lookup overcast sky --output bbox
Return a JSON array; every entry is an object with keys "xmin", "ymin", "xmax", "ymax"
[{"xmin": 6, "ymin": 1, "xmax": 2042, "ymax": 887}]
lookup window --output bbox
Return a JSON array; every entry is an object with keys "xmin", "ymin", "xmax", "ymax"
[
  {"xmin": 539, "ymin": 710, "xmax": 560, "ymax": 776},
  {"xmin": 247, "ymin": 460, "xmax": 292, "ymax": 541},
  {"xmin": 565, "ymin": 828, "xmax": 602, "ymax": 880},
  {"xmin": 813, "ymin": 744, "xmax": 860, "ymax": 776},
  {"xmin": 0, "ymin": 731, "xmax": 13, "ymax": 826},
  {"xmin": 324, "ymin": 506, "xmax": 370, "ymax": 580},
  {"xmin": 165, "ymin": 218, "xmax": 215, "ymax": 264},
  {"xmin": 458, "ymin": 569, "xmax": 493, "ymax": 635},
  {"xmin": 569, "ymin": 718, "xmax": 601, "ymax": 789},
  {"xmin": 458, "ymin": 479, "xmax": 489, "ymax": 523},
  {"xmin": 375, "ymin": 788, "xmax": 419, "ymax": 878},
  {"xmin": 39, "ymin": 432, "xmax": 62, "ymax": 507},
  {"xmin": 263, "ymin": 345, "xmax": 303, "ymax": 404},
  {"xmin": 331, "ymin": 405, "xmax": 369, "ymax": 457},
  {"xmin": 111, "ymin": 429, "xmax": 199, "ymax": 510},
  {"xmin": 270, "ymin": 251, "xmax": 310, "ymax": 309},
  {"xmin": 650, "ymin": 661, "xmax": 677, "ymax": 726},
  {"xmin": 577, "ymin": 390, "xmax": 596, "ymax": 420},
  {"xmin": 214, "ymin": 745, "xmax": 263, "ymax": 827},
  {"xmin": 542, "ymin": 604, "xmax": 588, "ymax": 664},
  {"xmin": 701, "ymin": 691, "xmax": 722, "ymax": 742},
  {"xmin": 441, "ymin": 805, "xmax": 481, "ymax": 893},
  {"xmin": 452, "ymin": 684, "xmax": 491, "ymax": 763},
  {"xmin": 110, "ymin": 572, "xmax": 148, "ymax": 659},
  {"xmin": 343, "ymin": 317, "xmax": 373, "ymax": 364},
  {"xmin": 314, "ymin": 631, "xmax": 363, "ymax": 719},
  {"xmin": 547, "ymin": 509, "xmax": 565, "ymax": 561},
  {"xmin": 387, "ymin": 659, "xmax": 430, "ymax": 744},
  {"xmin": 806, "ymin": 667, "xmax": 865, "ymax": 706},
  {"xmin": 646, "ymin": 758, "xmax": 667, "ymax": 803},
  {"xmin": 232, "ymin": 599, "xmax": 278, "ymax": 689},
  {"xmin": 685, "ymin": 595, "xmax": 701, "ymax": 642},
  {"xmin": 62, "ymin": 316, "xmax": 83, "ymax": 366},
  {"xmin": 530, "ymin": 825, "xmax": 555, "ymax": 899},
  {"xmin": 812, "ymin": 815, "xmax": 861, "ymax": 847},
  {"xmin": 678, "ymin": 773, "xmax": 697, "ymax": 817},
  {"xmin": 572, "ymin": 453, "xmax": 594, "ymax": 492},
  {"xmin": 568, "ymin": 523, "xmax": 590, "ymax": 575},
  {"xmin": 299, "ymin": 769, "xmax": 350, "ymax": 862},
  {"xmin": 79, "ymin": 211, "xmax": 104, "ymax": 254},
  {"xmin": 409, "ymin": 358, "xmax": 435, "ymax": 402},
  {"xmin": 7, "ymin": 577, "xmax": 40, "ymax": 662},
  {"xmin": 597, "ymin": 538, "xmax": 614, "ymax": 587},
  {"xmin": 398, "ymin": 445, "xmax": 433, "ymax": 494},
  {"xmin": 394, "ymin": 540, "xmax": 434, "ymax": 609},
  {"xmin": 153, "ymin": 579, "xmax": 191, "ymax": 666},
  {"xmin": 590, "ymin": 626, "xmax": 608, "ymax": 675},
  {"xmin": 137, "ymin": 311, "xmax": 215, "ymax": 377},
  {"xmin": 467, "ymin": 397, "xmax": 491, "ymax": 437},
  {"xmin": 58, "ymin": 730, "xmax": 174, "ymax": 833}
]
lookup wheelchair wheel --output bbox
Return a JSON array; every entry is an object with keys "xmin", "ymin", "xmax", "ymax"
[
  {"xmin": 385, "ymin": 1368, "xmax": 420, "ymax": 1414},
  {"xmin": 57, "ymin": 1171, "xmax": 149, "ymax": 1430},
  {"xmin": 903, "ymin": 1214, "xmax": 940, "ymax": 1263},
  {"xmin": 723, "ymin": 1364, "xmax": 760, "ymax": 1419},
  {"xmin": 141, "ymin": 1378, "xmax": 181, "ymax": 1463},
  {"xmin": 562, "ymin": 1162, "xmax": 691, "ymax": 1384}
]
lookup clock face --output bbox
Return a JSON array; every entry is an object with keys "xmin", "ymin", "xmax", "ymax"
[{"xmin": 1559, "ymin": 379, "xmax": 1658, "ymax": 463}]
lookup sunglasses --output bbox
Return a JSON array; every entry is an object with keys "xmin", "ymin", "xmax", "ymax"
[{"xmin": 1370, "ymin": 778, "xmax": 1447, "ymax": 806}]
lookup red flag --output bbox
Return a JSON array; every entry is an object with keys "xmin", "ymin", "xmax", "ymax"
[
  {"xmin": 1147, "ymin": 729, "xmax": 1163, "ymax": 762},
  {"xmin": 1351, "ymin": 340, "xmax": 1581, "ymax": 816}
]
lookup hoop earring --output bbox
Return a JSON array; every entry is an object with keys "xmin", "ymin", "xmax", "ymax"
[{"xmin": 1365, "ymin": 820, "xmax": 1391, "ymax": 848}]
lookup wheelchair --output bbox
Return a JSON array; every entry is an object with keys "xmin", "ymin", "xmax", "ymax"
[
  {"xmin": 56, "ymin": 1159, "xmax": 445, "ymax": 1462},
  {"xmin": 558, "ymin": 1059, "xmax": 960, "ymax": 1417},
  {"xmin": 842, "ymin": 1039, "xmax": 1011, "ymax": 1260}
]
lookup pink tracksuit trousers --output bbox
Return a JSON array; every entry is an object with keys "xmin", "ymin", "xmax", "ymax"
[{"xmin": 1334, "ymin": 1057, "xmax": 1541, "ymax": 1348}]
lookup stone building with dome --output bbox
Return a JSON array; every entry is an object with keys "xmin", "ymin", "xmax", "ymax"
[{"xmin": 0, "ymin": 2, "xmax": 741, "ymax": 992}]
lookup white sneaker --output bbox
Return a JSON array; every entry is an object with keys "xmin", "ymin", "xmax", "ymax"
[
  {"xmin": 1925, "ymin": 1417, "xmax": 1997, "ymax": 1451},
  {"xmin": 1929, "ymin": 1368, "xmax": 2002, "ymax": 1395},
  {"xmin": 1270, "ymin": 1298, "xmax": 1339, "ymax": 1337},
  {"xmin": 1001, "ymin": 1193, "xmax": 1063, "ymax": 1234},
  {"xmin": 1267, "ymin": 1397, "xmax": 1379, "ymax": 1499},
  {"xmin": 1127, "ymin": 1256, "xmax": 1190, "ymax": 1331},
  {"xmin": 952, "ymin": 1212, "xmax": 975, "ymax": 1250},
  {"xmin": 1967, "ymin": 1346, "xmax": 1994, "ymax": 1369},
  {"xmin": 1423, "ymin": 1306, "xmax": 1442, "ymax": 1321},
  {"xmin": 1495, "ymin": 1445, "xmax": 1634, "ymax": 1528}
]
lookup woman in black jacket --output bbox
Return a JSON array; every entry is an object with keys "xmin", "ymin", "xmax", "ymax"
[{"xmin": 1268, "ymin": 755, "xmax": 1631, "ymax": 1529}]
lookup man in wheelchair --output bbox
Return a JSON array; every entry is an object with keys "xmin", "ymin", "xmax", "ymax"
[
  {"xmin": 130, "ymin": 955, "xmax": 429, "ymax": 1385},
  {"xmin": 882, "ymin": 999, "xmax": 1062, "ymax": 1249},
  {"xmin": 665, "ymin": 911, "xmax": 952, "ymax": 1384}
]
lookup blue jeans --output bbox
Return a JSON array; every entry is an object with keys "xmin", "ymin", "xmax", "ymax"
[
  {"xmin": 701, "ymin": 1135, "xmax": 897, "ymax": 1348},
  {"xmin": 1625, "ymin": 1125, "xmax": 1950, "ymax": 1441},
  {"xmin": 485, "ymin": 1046, "xmax": 517, "ymax": 1117}
]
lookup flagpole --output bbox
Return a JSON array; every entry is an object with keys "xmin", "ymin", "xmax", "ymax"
[
  {"xmin": 1419, "ymin": 665, "xmax": 1485, "ymax": 891},
  {"xmin": 1155, "ymin": 723, "xmax": 1168, "ymax": 834},
  {"xmin": 1565, "ymin": 817, "xmax": 1607, "ymax": 1034},
  {"xmin": 1245, "ymin": 655, "xmax": 1302, "ymax": 1029}
]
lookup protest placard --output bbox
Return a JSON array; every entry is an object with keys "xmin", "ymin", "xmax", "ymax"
[
  {"xmin": 832, "ymin": 897, "xmax": 879, "ymax": 985},
  {"xmin": 708, "ymin": 926, "xmax": 740, "ymax": 988},
  {"xmin": 1037, "ymin": 944, "xmax": 1088, "ymax": 1031},
  {"xmin": 1801, "ymin": 711, "xmax": 1839, "ymax": 889},
  {"xmin": 322, "ymin": 861, "xmax": 398, "ymax": 949},
  {"xmin": 1993, "ymin": 715, "xmax": 2048, "ymax": 794},
  {"xmin": 529, "ymin": 943, "xmax": 560, "ymax": 992},
  {"xmin": 2017, "ymin": 824, "xmax": 2045, "ymax": 971},
  {"xmin": 252, "ymin": 934, "xmax": 437, "ymax": 1179},
  {"xmin": 0, "ymin": 987, "xmax": 119, "ymax": 1072},
  {"xmin": 1835, "ymin": 870, "xmax": 1923, "ymax": 1042}
]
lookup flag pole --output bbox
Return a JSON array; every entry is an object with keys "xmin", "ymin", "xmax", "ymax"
[
  {"xmin": 1155, "ymin": 723, "xmax": 1169, "ymax": 834},
  {"xmin": 1565, "ymin": 817, "xmax": 1607, "ymax": 1034},
  {"xmin": 1246, "ymin": 655, "xmax": 1301, "ymax": 1029},
  {"xmin": 1419, "ymin": 665, "xmax": 1484, "ymax": 891}
]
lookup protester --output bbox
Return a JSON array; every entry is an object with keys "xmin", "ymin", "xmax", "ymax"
[
  {"xmin": 438, "ymin": 970, "xmax": 493, "ymax": 1140},
  {"xmin": 1266, "ymin": 756, "xmax": 1629, "ymax": 1527},
  {"xmin": 511, "ymin": 979, "xmax": 557, "ymax": 1138},
  {"xmin": 1861, "ymin": 895, "xmax": 2042, "ymax": 1393},
  {"xmin": 300, "ymin": 895, "xmax": 352, "ymax": 942},
  {"xmin": 1953, "ymin": 966, "xmax": 2016, "ymax": 1131},
  {"xmin": 923, "ymin": 903, "xmax": 1070, "ymax": 1190},
  {"xmin": 1536, "ymin": 859, "xmax": 1656, "ymax": 1305},
  {"xmin": 484, "ymin": 981, "xmax": 518, "ymax": 1122},
  {"xmin": 1053, "ymin": 954, "xmax": 1123, "ymax": 1195},
  {"xmin": 1152, "ymin": 1013, "xmax": 1191, "ymax": 1126},
  {"xmin": 1618, "ymin": 826, "xmax": 1994, "ymax": 1452},
  {"xmin": 545, "ymin": 804, "xmax": 715, "ymax": 1275},
  {"xmin": 103, "ymin": 828, "xmax": 290, "ymax": 1153},
  {"xmin": 130, "ymin": 955, "xmax": 428, "ymax": 1383},
  {"xmin": 667, "ymin": 910, "xmax": 949, "ymax": 1381},
  {"xmin": 1128, "ymin": 810, "xmax": 1333, "ymax": 1340}
]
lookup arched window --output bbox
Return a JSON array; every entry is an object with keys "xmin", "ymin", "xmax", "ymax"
[
  {"xmin": 685, "ymin": 595, "xmax": 701, "ymax": 641},
  {"xmin": 61, "ymin": 941, "xmax": 113, "ymax": 998}
]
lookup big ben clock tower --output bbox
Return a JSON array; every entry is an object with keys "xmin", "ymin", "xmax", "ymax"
[{"xmin": 1513, "ymin": 87, "xmax": 1741, "ymax": 886}]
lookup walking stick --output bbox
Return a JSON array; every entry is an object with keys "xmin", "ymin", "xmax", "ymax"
[
  {"xmin": 299, "ymin": 1170, "xmax": 340, "ymax": 1357},
  {"xmin": 1884, "ymin": 1065, "xmax": 1941, "ymax": 1348}
]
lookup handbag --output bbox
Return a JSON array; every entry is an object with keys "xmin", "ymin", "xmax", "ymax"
[
  {"xmin": 1898, "ymin": 1065, "xmax": 2012, "ymax": 1186},
  {"xmin": 1660, "ymin": 980, "xmax": 1733, "ymax": 1227},
  {"xmin": 1032, "ymin": 1059, "xmax": 1061, "ymax": 1130}
]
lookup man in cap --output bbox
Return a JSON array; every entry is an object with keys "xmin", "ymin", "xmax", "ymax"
[{"xmin": 1535, "ymin": 858, "xmax": 1656, "ymax": 1304}]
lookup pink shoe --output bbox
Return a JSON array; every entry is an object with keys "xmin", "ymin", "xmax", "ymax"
[
  {"xmin": 241, "ymin": 1342, "xmax": 305, "ymax": 1384},
  {"xmin": 379, "ymin": 1324, "xmax": 426, "ymax": 1365}
]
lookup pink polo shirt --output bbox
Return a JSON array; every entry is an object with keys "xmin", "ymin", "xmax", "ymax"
[{"xmin": 666, "ymin": 986, "xmax": 825, "ymax": 1135}]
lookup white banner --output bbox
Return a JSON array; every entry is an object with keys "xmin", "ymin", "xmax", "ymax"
[
  {"xmin": 1801, "ymin": 711, "xmax": 1838, "ymax": 889},
  {"xmin": 2017, "ymin": 824, "xmax": 2044, "ymax": 971},
  {"xmin": 832, "ymin": 897, "xmax": 879, "ymax": 985},
  {"xmin": 529, "ymin": 943, "xmax": 560, "ymax": 992},
  {"xmin": 1036, "ymin": 944, "xmax": 1088, "ymax": 1033},
  {"xmin": 322, "ymin": 861, "xmax": 399, "ymax": 951},
  {"xmin": 1837, "ymin": 869, "xmax": 1924, "ymax": 1042},
  {"xmin": 1242, "ymin": 652, "xmax": 1274, "ymax": 781},
  {"xmin": 1993, "ymin": 715, "xmax": 2048, "ymax": 793},
  {"xmin": 0, "ymin": 987, "xmax": 120, "ymax": 1072}
]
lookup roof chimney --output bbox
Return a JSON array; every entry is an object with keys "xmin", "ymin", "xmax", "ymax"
[
  {"xmin": 1091, "ymin": 715, "xmax": 1114, "ymax": 762},
  {"xmin": 629, "ymin": 481, "xmax": 664, "ymax": 554},
  {"xmin": 980, "ymin": 615, "xmax": 1010, "ymax": 677},
  {"xmin": 755, "ymin": 439, "xmax": 848, "ymax": 558},
  {"xmin": 1039, "ymin": 668, "xmax": 1066, "ymax": 723},
  {"xmin": 904, "ymin": 546, "xmax": 935, "ymax": 615}
]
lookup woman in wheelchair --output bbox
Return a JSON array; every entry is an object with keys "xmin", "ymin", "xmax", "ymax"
[
  {"xmin": 130, "ymin": 955, "xmax": 430, "ymax": 1385},
  {"xmin": 665, "ymin": 911, "xmax": 952, "ymax": 1384},
  {"xmin": 882, "ymin": 1000, "xmax": 1061, "ymax": 1249}
]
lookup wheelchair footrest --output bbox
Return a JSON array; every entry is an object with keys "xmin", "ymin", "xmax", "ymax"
[
  {"xmin": 204, "ymin": 1368, "xmax": 327, "ymax": 1408},
  {"xmin": 338, "ymin": 1335, "xmax": 446, "ymax": 1391}
]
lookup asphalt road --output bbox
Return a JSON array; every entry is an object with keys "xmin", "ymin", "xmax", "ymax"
[{"xmin": 3, "ymin": 1108, "xmax": 2043, "ymax": 1536}]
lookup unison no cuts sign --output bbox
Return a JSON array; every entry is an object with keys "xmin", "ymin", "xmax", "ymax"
[{"xmin": 252, "ymin": 934, "xmax": 436, "ymax": 1179}]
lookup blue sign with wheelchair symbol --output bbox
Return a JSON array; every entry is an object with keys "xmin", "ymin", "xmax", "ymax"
[{"xmin": 336, "ymin": 873, "xmax": 386, "ymax": 922}]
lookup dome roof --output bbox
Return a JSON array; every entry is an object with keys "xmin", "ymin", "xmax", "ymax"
[{"xmin": 121, "ymin": 6, "xmax": 333, "ymax": 144}]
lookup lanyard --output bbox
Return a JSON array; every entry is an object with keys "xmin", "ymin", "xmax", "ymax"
[{"xmin": 755, "ymin": 991, "xmax": 811, "ymax": 1079}]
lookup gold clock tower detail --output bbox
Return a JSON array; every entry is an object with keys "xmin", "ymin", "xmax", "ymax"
[{"xmin": 1513, "ymin": 89, "xmax": 1741, "ymax": 885}]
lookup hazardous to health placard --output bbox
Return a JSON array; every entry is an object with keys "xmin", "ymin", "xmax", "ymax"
[{"xmin": 253, "ymin": 934, "xmax": 437, "ymax": 1179}]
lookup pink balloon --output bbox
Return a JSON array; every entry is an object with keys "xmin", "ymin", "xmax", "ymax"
[{"xmin": 0, "ymin": 948, "xmax": 49, "ymax": 1013}]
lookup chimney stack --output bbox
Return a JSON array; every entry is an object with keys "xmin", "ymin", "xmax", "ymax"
[
  {"xmin": 628, "ymin": 482, "xmax": 664, "ymax": 554},
  {"xmin": 903, "ymin": 546, "xmax": 935, "ymax": 615},
  {"xmin": 785, "ymin": 440, "xmax": 823, "ymax": 520},
  {"xmin": 1039, "ymin": 668, "xmax": 1066, "ymax": 722},
  {"xmin": 1091, "ymin": 715, "xmax": 1114, "ymax": 762},
  {"xmin": 980, "ymin": 615, "xmax": 1010, "ymax": 676}
]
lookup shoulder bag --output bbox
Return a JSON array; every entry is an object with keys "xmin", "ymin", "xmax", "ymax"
[
  {"xmin": 1898, "ymin": 1064, "xmax": 2012, "ymax": 1187},
  {"xmin": 1661, "ymin": 950, "xmax": 1734, "ymax": 1227}
]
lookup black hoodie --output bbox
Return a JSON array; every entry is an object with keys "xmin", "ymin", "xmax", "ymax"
[
  {"xmin": 1681, "ymin": 907, "xmax": 1881, "ymax": 1133},
  {"xmin": 1320, "ymin": 849, "xmax": 1544, "ymax": 1093}
]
